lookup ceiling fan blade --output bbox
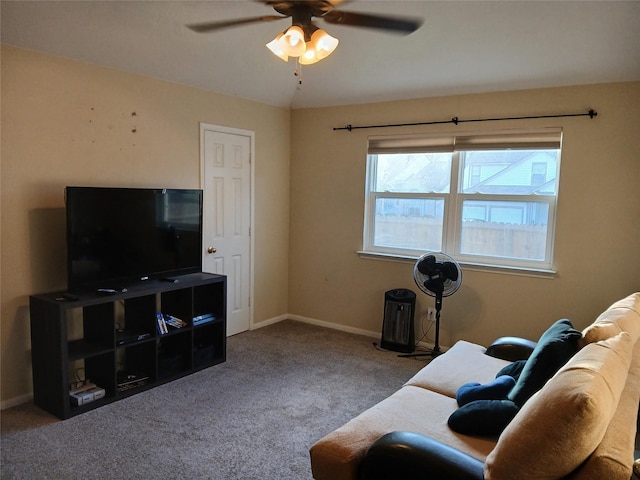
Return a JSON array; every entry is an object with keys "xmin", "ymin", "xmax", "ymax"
[
  {"xmin": 322, "ymin": 10, "xmax": 422, "ymax": 34},
  {"xmin": 187, "ymin": 15, "xmax": 286, "ymax": 33}
]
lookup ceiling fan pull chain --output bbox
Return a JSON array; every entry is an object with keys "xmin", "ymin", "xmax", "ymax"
[{"xmin": 294, "ymin": 58, "xmax": 303, "ymax": 86}]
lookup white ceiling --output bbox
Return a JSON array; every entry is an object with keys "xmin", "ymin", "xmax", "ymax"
[{"xmin": 2, "ymin": 1, "xmax": 639, "ymax": 109}]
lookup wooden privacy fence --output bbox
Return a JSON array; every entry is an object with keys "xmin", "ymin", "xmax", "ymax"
[{"xmin": 375, "ymin": 217, "xmax": 546, "ymax": 260}]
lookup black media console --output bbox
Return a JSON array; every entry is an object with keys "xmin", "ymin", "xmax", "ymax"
[{"xmin": 29, "ymin": 272, "xmax": 226, "ymax": 419}]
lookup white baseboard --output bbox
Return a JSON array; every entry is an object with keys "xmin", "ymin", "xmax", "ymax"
[
  {"xmin": 250, "ymin": 314, "xmax": 289, "ymax": 331},
  {"xmin": 1, "ymin": 393, "xmax": 32, "ymax": 410},
  {"xmin": 252, "ymin": 314, "xmax": 379, "ymax": 338},
  {"xmin": 282, "ymin": 315, "xmax": 447, "ymax": 352},
  {"xmin": 252, "ymin": 313, "xmax": 447, "ymax": 350},
  {"xmin": 284, "ymin": 314, "xmax": 381, "ymax": 339}
]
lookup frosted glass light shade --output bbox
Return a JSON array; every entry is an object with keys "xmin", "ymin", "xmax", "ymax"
[
  {"xmin": 280, "ymin": 26, "xmax": 306, "ymax": 57},
  {"xmin": 299, "ymin": 44, "xmax": 320, "ymax": 65},
  {"xmin": 299, "ymin": 29, "xmax": 339, "ymax": 65},
  {"xmin": 266, "ymin": 33, "xmax": 289, "ymax": 62},
  {"xmin": 312, "ymin": 29, "xmax": 339, "ymax": 59}
]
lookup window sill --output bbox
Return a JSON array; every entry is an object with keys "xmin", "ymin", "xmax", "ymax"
[{"xmin": 356, "ymin": 251, "xmax": 557, "ymax": 279}]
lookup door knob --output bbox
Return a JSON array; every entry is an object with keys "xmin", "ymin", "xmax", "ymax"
[{"xmin": 207, "ymin": 246, "xmax": 217, "ymax": 254}]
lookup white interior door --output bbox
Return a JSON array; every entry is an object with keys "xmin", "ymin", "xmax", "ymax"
[{"xmin": 200, "ymin": 124, "xmax": 253, "ymax": 336}]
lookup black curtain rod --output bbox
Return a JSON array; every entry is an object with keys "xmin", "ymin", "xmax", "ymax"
[{"xmin": 333, "ymin": 109, "xmax": 597, "ymax": 132}]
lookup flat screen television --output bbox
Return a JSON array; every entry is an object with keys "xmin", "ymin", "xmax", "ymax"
[{"xmin": 66, "ymin": 186, "xmax": 203, "ymax": 292}]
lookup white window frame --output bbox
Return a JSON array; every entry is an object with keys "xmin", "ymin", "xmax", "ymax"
[{"xmin": 361, "ymin": 129, "xmax": 562, "ymax": 274}]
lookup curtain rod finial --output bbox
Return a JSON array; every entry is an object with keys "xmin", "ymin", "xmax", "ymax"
[{"xmin": 588, "ymin": 109, "xmax": 597, "ymax": 119}]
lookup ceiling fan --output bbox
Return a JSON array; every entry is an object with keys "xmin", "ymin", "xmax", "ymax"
[{"xmin": 187, "ymin": 1, "xmax": 423, "ymax": 65}]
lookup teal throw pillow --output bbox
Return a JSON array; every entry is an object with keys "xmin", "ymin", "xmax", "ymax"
[{"xmin": 507, "ymin": 319, "xmax": 582, "ymax": 407}]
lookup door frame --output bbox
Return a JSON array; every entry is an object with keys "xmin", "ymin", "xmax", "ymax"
[{"xmin": 199, "ymin": 122, "xmax": 255, "ymax": 333}]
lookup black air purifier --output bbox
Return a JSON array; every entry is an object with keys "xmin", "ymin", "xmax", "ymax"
[{"xmin": 381, "ymin": 289, "xmax": 416, "ymax": 353}]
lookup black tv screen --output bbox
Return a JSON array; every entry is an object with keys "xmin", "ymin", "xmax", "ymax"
[{"xmin": 66, "ymin": 186, "xmax": 203, "ymax": 291}]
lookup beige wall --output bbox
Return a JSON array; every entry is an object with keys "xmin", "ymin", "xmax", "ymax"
[
  {"xmin": 2, "ymin": 43, "xmax": 639, "ymax": 407},
  {"xmin": 289, "ymin": 82, "xmax": 639, "ymax": 347},
  {"xmin": 1, "ymin": 45, "xmax": 291, "ymax": 404}
]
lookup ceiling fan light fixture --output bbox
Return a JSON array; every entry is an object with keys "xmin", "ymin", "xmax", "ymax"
[
  {"xmin": 266, "ymin": 33, "xmax": 289, "ymax": 62},
  {"xmin": 279, "ymin": 25, "xmax": 306, "ymax": 57}
]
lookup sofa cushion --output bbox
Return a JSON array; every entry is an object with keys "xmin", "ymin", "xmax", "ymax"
[
  {"xmin": 507, "ymin": 318, "xmax": 582, "ymax": 406},
  {"xmin": 448, "ymin": 399, "xmax": 519, "ymax": 437},
  {"xmin": 568, "ymin": 340, "xmax": 640, "ymax": 480},
  {"xmin": 405, "ymin": 340, "xmax": 511, "ymax": 398},
  {"xmin": 580, "ymin": 322, "xmax": 621, "ymax": 346},
  {"xmin": 580, "ymin": 292, "xmax": 640, "ymax": 346},
  {"xmin": 484, "ymin": 331, "xmax": 634, "ymax": 480}
]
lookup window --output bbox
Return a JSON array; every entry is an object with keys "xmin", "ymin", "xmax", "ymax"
[{"xmin": 363, "ymin": 129, "xmax": 562, "ymax": 271}]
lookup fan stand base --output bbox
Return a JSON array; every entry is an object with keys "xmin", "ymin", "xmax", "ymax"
[{"xmin": 397, "ymin": 347, "xmax": 443, "ymax": 359}]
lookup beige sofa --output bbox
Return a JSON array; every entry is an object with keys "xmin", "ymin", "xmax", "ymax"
[{"xmin": 310, "ymin": 293, "xmax": 640, "ymax": 480}]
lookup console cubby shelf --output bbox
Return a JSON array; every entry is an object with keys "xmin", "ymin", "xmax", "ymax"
[{"xmin": 29, "ymin": 272, "xmax": 226, "ymax": 419}]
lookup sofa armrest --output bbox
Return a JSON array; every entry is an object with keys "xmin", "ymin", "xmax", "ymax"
[
  {"xmin": 485, "ymin": 336, "xmax": 537, "ymax": 362},
  {"xmin": 358, "ymin": 431, "xmax": 484, "ymax": 480}
]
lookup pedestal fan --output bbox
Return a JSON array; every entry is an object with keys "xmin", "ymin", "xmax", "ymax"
[{"xmin": 400, "ymin": 252, "xmax": 462, "ymax": 359}]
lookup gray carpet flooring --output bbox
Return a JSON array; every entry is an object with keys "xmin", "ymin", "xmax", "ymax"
[{"xmin": 1, "ymin": 320, "xmax": 426, "ymax": 479}]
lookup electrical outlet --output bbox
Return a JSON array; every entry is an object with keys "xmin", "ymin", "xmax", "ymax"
[{"xmin": 427, "ymin": 307, "xmax": 436, "ymax": 321}]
